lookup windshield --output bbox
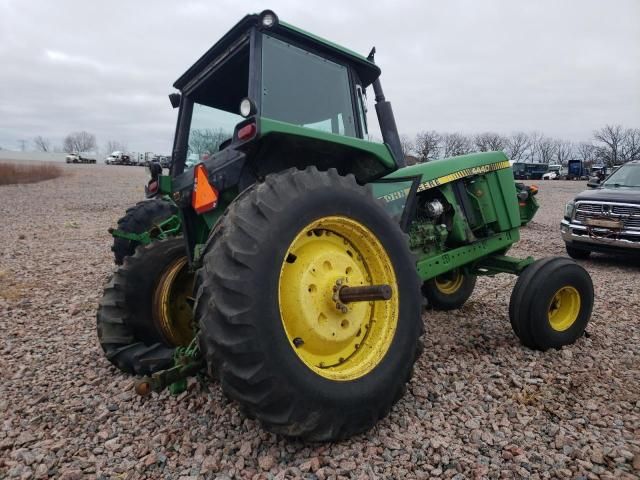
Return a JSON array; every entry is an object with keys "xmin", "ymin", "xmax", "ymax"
[
  {"xmin": 187, "ymin": 103, "xmax": 241, "ymax": 164},
  {"xmin": 261, "ymin": 34, "xmax": 357, "ymax": 138},
  {"xmin": 603, "ymin": 163, "xmax": 640, "ymax": 188}
]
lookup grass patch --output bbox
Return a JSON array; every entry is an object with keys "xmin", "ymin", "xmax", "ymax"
[
  {"xmin": 0, "ymin": 162, "xmax": 63, "ymax": 186},
  {"xmin": 0, "ymin": 269, "xmax": 24, "ymax": 301}
]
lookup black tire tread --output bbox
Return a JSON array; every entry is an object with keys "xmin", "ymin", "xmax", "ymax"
[
  {"xmin": 112, "ymin": 199, "xmax": 178, "ymax": 265},
  {"xmin": 509, "ymin": 257, "xmax": 592, "ymax": 350},
  {"xmin": 508, "ymin": 256, "xmax": 573, "ymax": 341},
  {"xmin": 421, "ymin": 272, "xmax": 477, "ymax": 311},
  {"xmin": 195, "ymin": 167, "xmax": 423, "ymax": 440},
  {"xmin": 97, "ymin": 239, "xmax": 184, "ymax": 375},
  {"xmin": 565, "ymin": 244, "xmax": 591, "ymax": 260}
]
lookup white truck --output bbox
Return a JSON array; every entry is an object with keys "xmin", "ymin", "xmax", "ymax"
[
  {"xmin": 65, "ymin": 153, "xmax": 96, "ymax": 164},
  {"xmin": 104, "ymin": 151, "xmax": 133, "ymax": 165}
]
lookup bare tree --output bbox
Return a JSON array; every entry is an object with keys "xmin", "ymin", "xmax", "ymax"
[
  {"xmin": 474, "ymin": 132, "xmax": 507, "ymax": 152},
  {"xmin": 105, "ymin": 140, "xmax": 127, "ymax": 154},
  {"xmin": 399, "ymin": 134, "xmax": 415, "ymax": 158},
  {"xmin": 414, "ymin": 130, "xmax": 441, "ymax": 162},
  {"xmin": 63, "ymin": 131, "xmax": 97, "ymax": 153},
  {"xmin": 441, "ymin": 133, "xmax": 473, "ymax": 158},
  {"xmin": 593, "ymin": 124, "xmax": 626, "ymax": 167},
  {"xmin": 530, "ymin": 133, "xmax": 556, "ymax": 163},
  {"xmin": 189, "ymin": 128, "xmax": 229, "ymax": 155},
  {"xmin": 505, "ymin": 132, "xmax": 531, "ymax": 162},
  {"xmin": 33, "ymin": 136, "xmax": 51, "ymax": 152},
  {"xmin": 620, "ymin": 128, "xmax": 640, "ymax": 163},
  {"xmin": 18, "ymin": 139, "xmax": 28, "ymax": 151},
  {"xmin": 576, "ymin": 142, "xmax": 596, "ymax": 164},
  {"xmin": 553, "ymin": 139, "xmax": 573, "ymax": 165}
]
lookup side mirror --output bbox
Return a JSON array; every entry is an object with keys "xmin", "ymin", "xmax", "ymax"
[
  {"xmin": 169, "ymin": 93, "xmax": 181, "ymax": 109},
  {"xmin": 145, "ymin": 162, "xmax": 162, "ymax": 198},
  {"xmin": 148, "ymin": 161, "xmax": 162, "ymax": 179}
]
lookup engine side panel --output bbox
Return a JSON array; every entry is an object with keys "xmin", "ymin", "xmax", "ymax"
[{"xmin": 373, "ymin": 151, "xmax": 532, "ymax": 281}]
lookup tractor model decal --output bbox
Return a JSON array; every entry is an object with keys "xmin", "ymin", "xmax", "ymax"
[{"xmin": 417, "ymin": 160, "xmax": 511, "ymax": 192}]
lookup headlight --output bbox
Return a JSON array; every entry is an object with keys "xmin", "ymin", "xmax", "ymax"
[{"xmin": 564, "ymin": 202, "xmax": 575, "ymax": 219}]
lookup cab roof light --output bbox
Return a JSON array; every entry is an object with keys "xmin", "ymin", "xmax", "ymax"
[{"xmin": 192, "ymin": 164, "xmax": 219, "ymax": 214}]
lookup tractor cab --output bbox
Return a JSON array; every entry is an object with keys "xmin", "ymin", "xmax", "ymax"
[
  {"xmin": 166, "ymin": 10, "xmax": 402, "ymax": 186},
  {"xmin": 151, "ymin": 10, "xmax": 405, "ymax": 261}
]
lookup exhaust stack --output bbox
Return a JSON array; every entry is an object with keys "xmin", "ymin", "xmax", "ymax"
[{"xmin": 368, "ymin": 47, "xmax": 405, "ymax": 168}]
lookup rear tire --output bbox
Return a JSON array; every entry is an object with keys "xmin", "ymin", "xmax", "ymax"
[
  {"xmin": 97, "ymin": 238, "xmax": 194, "ymax": 375},
  {"xmin": 195, "ymin": 167, "xmax": 423, "ymax": 441},
  {"xmin": 421, "ymin": 269, "xmax": 476, "ymax": 310},
  {"xmin": 565, "ymin": 244, "xmax": 591, "ymax": 260},
  {"xmin": 112, "ymin": 199, "xmax": 178, "ymax": 265},
  {"xmin": 509, "ymin": 257, "xmax": 593, "ymax": 350}
]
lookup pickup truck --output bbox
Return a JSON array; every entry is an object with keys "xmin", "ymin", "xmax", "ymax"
[
  {"xmin": 562, "ymin": 160, "xmax": 640, "ymax": 257},
  {"xmin": 542, "ymin": 164, "xmax": 562, "ymax": 180}
]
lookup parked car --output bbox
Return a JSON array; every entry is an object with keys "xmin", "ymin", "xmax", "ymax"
[
  {"xmin": 561, "ymin": 160, "xmax": 640, "ymax": 258},
  {"xmin": 185, "ymin": 153, "xmax": 203, "ymax": 169},
  {"xmin": 542, "ymin": 164, "xmax": 562, "ymax": 180},
  {"xmin": 159, "ymin": 156, "xmax": 172, "ymax": 169}
]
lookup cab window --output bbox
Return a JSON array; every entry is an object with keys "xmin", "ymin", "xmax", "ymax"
[{"xmin": 261, "ymin": 34, "xmax": 357, "ymax": 138}]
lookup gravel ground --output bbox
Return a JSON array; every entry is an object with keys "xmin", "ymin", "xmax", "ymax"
[{"xmin": 1, "ymin": 165, "xmax": 638, "ymax": 480}]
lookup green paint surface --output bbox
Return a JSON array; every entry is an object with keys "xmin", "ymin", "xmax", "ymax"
[{"xmin": 259, "ymin": 117, "xmax": 397, "ymax": 169}]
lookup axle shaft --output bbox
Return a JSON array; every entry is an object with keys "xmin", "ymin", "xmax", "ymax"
[{"xmin": 339, "ymin": 284, "xmax": 392, "ymax": 303}]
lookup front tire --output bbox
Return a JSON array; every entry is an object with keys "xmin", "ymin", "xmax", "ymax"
[
  {"xmin": 195, "ymin": 168, "xmax": 423, "ymax": 440},
  {"xmin": 421, "ymin": 268, "xmax": 476, "ymax": 310},
  {"xmin": 565, "ymin": 244, "xmax": 591, "ymax": 260},
  {"xmin": 509, "ymin": 257, "xmax": 593, "ymax": 350},
  {"xmin": 97, "ymin": 238, "xmax": 194, "ymax": 375}
]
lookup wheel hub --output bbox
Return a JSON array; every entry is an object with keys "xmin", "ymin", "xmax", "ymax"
[
  {"xmin": 548, "ymin": 285, "xmax": 580, "ymax": 332},
  {"xmin": 151, "ymin": 256, "xmax": 195, "ymax": 346},
  {"xmin": 435, "ymin": 269, "xmax": 464, "ymax": 294},
  {"xmin": 278, "ymin": 216, "xmax": 398, "ymax": 381}
]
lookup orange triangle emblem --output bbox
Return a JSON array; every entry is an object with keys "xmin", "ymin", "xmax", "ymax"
[{"xmin": 192, "ymin": 164, "xmax": 218, "ymax": 214}]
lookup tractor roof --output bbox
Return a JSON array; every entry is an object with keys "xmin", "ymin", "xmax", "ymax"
[{"xmin": 173, "ymin": 11, "xmax": 382, "ymax": 90}]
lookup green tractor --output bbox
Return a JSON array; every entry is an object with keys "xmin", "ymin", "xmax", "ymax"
[{"xmin": 97, "ymin": 10, "xmax": 594, "ymax": 441}]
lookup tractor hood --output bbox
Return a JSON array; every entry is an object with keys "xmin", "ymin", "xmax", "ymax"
[{"xmin": 383, "ymin": 151, "xmax": 511, "ymax": 190}]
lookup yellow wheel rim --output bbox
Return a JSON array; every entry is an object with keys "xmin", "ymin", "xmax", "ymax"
[
  {"xmin": 434, "ymin": 269, "xmax": 464, "ymax": 295},
  {"xmin": 152, "ymin": 256, "xmax": 195, "ymax": 346},
  {"xmin": 278, "ymin": 216, "xmax": 398, "ymax": 381},
  {"xmin": 548, "ymin": 286, "xmax": 581, "ymax": 332}
]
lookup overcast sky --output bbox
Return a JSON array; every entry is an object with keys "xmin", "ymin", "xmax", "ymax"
[{"xmin": 0, "ymin": 0, "xmax": 638, "ymax": 154}]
